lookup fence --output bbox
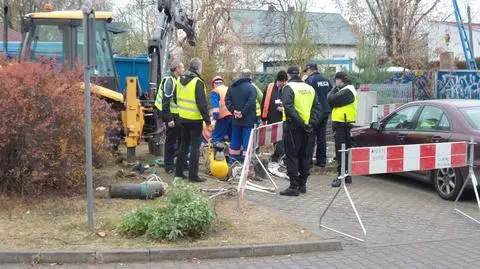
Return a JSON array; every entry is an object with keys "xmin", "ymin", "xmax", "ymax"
[
  {"xmin": 362, "ymin": 83, "xmax": 413, "ymax": 105},
  {"xmin": 319, "ymin": 140, "xmax": 478, "ymax": 242}
]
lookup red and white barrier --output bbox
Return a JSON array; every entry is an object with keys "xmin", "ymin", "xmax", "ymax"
[
  {"xmin": 237, "ymin": 122, "xmax": 283, "ymax": 209},
  {"xmin": 256, "ymin": 123, "xmax": 283, "ymax": 147},
  {"xmin": 377, "ymin": 103, "xmax": 402, "ymax": 120},
  {"xmin": 350, "ymin": 142, "xmax": 468, "ymax": 176}
]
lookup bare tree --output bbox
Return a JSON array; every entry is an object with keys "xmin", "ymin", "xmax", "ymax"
[
  {"xmin": 181, "ymin": 0, "xmax": 240, "ymax": 82},
  {"xmin": 335, "ymin": 0, "xmax": 440, "ymax": 68}
]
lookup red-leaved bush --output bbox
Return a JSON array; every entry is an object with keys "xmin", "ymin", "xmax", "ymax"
[{"xmin": 0, "ymin": 60, "xmax": 118, "ymax": 196}]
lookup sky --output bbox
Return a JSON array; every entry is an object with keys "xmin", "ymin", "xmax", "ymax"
[{"xmin": 112, "ymin": 0, "xmax": 480, "ymax": 22}]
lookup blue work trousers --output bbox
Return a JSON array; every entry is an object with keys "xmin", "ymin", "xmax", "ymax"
[{"xmin": 212, "ymin": 116, "xmax": 232, "ymax": 144}]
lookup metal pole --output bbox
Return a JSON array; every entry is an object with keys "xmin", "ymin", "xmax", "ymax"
[
  {"xmin": 3, "ymin": 6, "xmax": 8, "ymax": 59},
  {"xmin": 83, "ymin": 1, "xmax": 94, "ymax": 229},
  {"xmin": 454, "ymin": 138, "xmax": 480, "ymax": 224},
  {"xmin": 319, "ymin": 144, "xmax": 367, "ymax": 242},
  {"xmin": 467, "ymin": 6, "xmax": 474, "ymax": 57}
]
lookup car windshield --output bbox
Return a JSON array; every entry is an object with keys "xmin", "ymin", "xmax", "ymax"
[{"xmin": 460, "ymin": 107, "xmax": 480, "ymax": 130}]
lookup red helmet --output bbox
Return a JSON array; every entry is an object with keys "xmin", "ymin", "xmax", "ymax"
[{"xmin": 211, "ymin": 76, "xmax": 225, "ymax": 89}]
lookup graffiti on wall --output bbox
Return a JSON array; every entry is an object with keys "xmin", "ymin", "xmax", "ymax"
[{"xmin": 436, "ymin": 71, "xmax": 480, "ymax": 99}]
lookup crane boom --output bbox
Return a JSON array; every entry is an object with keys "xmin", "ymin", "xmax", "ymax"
[{"xmin": 452, "ymin": 0, "xmax": 477, "ymax": 70}]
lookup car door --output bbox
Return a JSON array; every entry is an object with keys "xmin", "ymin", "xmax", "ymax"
[
  {"xmin": 379, "ymin": 105, "xmax": 422, "ymax": 146},
  {"xmin": 407, "ymin": 105, "xmax": 452, "ymax": 144},
  {"xmin": 403, "ymin": 105, "xmax": 452, "ymax": 179}
]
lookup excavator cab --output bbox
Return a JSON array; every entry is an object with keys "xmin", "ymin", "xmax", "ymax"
[{"xmin": 19, "ymin": 11, "xmax": 119, "ymax": 91}]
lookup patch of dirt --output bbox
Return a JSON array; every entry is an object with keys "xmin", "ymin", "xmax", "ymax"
[{"xmin": 0, "ymin": 143, "xmax": 319, "ymax": 250}]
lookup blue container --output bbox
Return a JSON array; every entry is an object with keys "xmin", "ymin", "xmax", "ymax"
[
  {"xmin": 2, "ymin": 42, "xmax": 151, "ymax": 95},
  {"xmin": 114, "ymin": 56, "xmax": 149, "ymax": 95}
]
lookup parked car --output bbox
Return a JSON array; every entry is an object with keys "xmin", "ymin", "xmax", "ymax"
[{"xmin": 351, "ymin": 100, "xmax": 480, "ymax": 200}]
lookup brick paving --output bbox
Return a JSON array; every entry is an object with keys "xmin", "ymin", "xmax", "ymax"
[{"xmin": 7, "ymin": 173, "xmax": 480, "ymax": 268}]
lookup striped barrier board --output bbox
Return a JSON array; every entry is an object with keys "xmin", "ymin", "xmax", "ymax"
[
  {"xmin": 256, "ymin": 122, "xmax": 283, "ymax": 147},
  {"xmin": 350, "ymin": 142, "xmax": 468, "ymax": 176},
  {"xmin": 377, "ymin": 103, "xmax": 402, "ymax": 120}
]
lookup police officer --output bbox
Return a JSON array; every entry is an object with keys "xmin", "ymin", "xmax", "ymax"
[
  {"xmin": 280, "ymin": 66, "xmax": 321, "ymax": 196},
  {"xmin": 174, "ymin": 58, "xmax": 211, "ymax": 182},
  {"xmin": 304, "ymin": 61, "xmax": 332, "ymax": 167},
  {"xmin": 328, "ymin": 72, "xmax": 357, "ymax": 187},
  {"xmin": 155, "ymin": 60, "xmax": 184, "ymax": 174}
]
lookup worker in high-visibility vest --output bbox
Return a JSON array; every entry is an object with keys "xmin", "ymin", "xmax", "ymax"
[
  {"xmin": 252, "ymin": 82, "xmax": 263, "ymax": 122},
  {"xmin": 155, "ymin": 60, "xmax": 184, "ymax": 174},
  {"xmin": 210, "ymin": 76, "xmax": 232, "ymax": 143},
  {"xmin": 328, "ymin": 71, "xmax": 358, "ymax": 188},
  {"xmin": 261, "ymin": 70, "xmax": 288, "ymax": 162},
  {"xmin": 280, "ymin": 66, "xmax": 321, "ymax": 196},
  {"xmin": 225, "ymin": 69, "xmax": 257, "ymax": 161},
  {"xmin": 174, "ymin": 58, "xmax": 211, "ymax": 182}
]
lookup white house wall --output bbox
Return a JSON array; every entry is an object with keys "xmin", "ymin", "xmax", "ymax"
[
  {"xmin": 235, "ymin": 44, "xmax": 359, "ymax": 73},
  {"xmin": 428, "ymin": 22, "xmax": 480, "ymax": 61}
]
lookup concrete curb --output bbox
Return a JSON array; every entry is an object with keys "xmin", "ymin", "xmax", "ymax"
[{"xmin": 1, "ymin": 240, "xmax": 341, "ymax": 264}]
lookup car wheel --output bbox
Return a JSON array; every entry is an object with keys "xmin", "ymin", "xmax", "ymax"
[{"xmin": 433, "ymin": 168, "xmax": 463, "ymax": 200}]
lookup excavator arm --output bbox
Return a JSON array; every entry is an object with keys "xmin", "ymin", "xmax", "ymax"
[
  {"xmin": 147, "ymin": 0, "xmax": 196, "ymax": 99},
  {"xmin": 123, "ymin": 0, "xmax": 196, "ymax": 160}
]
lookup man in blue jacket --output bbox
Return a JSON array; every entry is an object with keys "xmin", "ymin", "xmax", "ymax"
[
  {"xmin": 304, "ymin": 61, "xmax": 332, "ymax": 167},
  {"xmin": 225, "ymin": 69, "xmax": 257, "ymax": 162}
]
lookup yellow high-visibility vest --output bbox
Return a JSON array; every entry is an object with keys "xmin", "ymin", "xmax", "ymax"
[
  {"xmin": 331, "ymin": 85, "xmax": 358, "ymax": 123},
  {"xmin": 155, "ymin": 76, "xmax": 179, "ymax": 114},
  {"xmin": 285, "ymin": 82, "xmax": 316, "ymax": 124},
  {"xmin": 176, "ymin": 77, "xmax": 206, "ymax": 120},
  {"xmin": 253, "ymin": 83, "xmax": 262, "ymax": 117}
]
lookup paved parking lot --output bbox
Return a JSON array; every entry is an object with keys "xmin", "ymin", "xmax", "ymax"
[
  {"xmin": 7, "ymin": 173, "xmax": 480, "ymax": 268},
  {"xmin": 248, "ymin": 173, "xmax": 480, "ymax": 248}
]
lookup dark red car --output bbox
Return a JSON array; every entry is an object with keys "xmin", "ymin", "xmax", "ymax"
[{"xmin": 351, "ymin": 100, "xmax": 480, "ymax": 200}]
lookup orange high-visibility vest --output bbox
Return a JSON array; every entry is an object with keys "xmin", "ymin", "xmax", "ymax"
[
  {"xmin": 212, "ymin": 85, "xmax": 232, "ymax": 120},
  {"xmin": 261, "ymin": 83, "xmax": 275, "ymax": 119}
]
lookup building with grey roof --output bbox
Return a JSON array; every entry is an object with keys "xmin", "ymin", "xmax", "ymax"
[{"xmin": 230, "ymin": 8, "xmax": 359, "ymax": 73}]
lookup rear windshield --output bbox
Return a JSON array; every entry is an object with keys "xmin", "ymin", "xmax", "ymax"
[{"xmin": 460, "ymin": 107, "xmax": 480, "ymax": 130}]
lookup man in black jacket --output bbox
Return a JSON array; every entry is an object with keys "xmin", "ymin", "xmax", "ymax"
[
  {"xmin": 161, "ymin": 60, "xmax": 184, "ymax": 174},
  {"xmin": 174, "ymin": 58, "xmax": 211, "ymax": 182},
  {"xmin": 304, "ymin": 61, "xmax": 332, "ymax": 167},
  {"xmin": 225, "ymin": 69, "xmax": 257, "ymax": 161},
  {"xmin": 261, "ymin": 71, "xmax": 288, "ymax": 162},
  {"xmin": 280, "ymin": 66, "xmax": 321, "ymax": 196},
  {"xmin": 327, "ymin": 72, "xmax": 357, "ymax": 187}
]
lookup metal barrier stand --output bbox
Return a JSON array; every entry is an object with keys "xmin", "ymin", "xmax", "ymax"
[
  {"xmin": 245, "ymin": 123, "xmax": 280, "ymax": 194},
  {"xmin": 454, "ymin": 138, "xmax": 480, "ymax": 224},
  {"xmin": 319, "ymin": 144, "xmax": 367, "ymax": 242}
]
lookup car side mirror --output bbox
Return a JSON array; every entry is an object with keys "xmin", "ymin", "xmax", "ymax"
[{"xmin": 370, "ymin": 121, "xmax": 381, "ymax": 132}]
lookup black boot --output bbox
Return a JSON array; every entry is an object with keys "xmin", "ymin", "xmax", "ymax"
[
  {"xmin": 345, "ymin": 176, "xmax": 352, "ymax": 184},
  {"xmin": 331, "ymin": 176, "xmax": 342, "ymax": 188},
  {"xmin": 280, "ymin": 178, "xmax": 299, "ymax": 196},
  {"xmin": 298, "ymin": 176, "xmax": 308, "ymax": 194}
]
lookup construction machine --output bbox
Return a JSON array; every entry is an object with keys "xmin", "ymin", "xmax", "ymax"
[{"xmin": 6, "ymin": 1, "xmax": 196, "ymax": 161}]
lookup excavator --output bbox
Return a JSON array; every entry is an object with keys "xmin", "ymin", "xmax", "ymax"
[{"xmin": 3, "ymin": 0, "xmax": 196, "ymax": 161}]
